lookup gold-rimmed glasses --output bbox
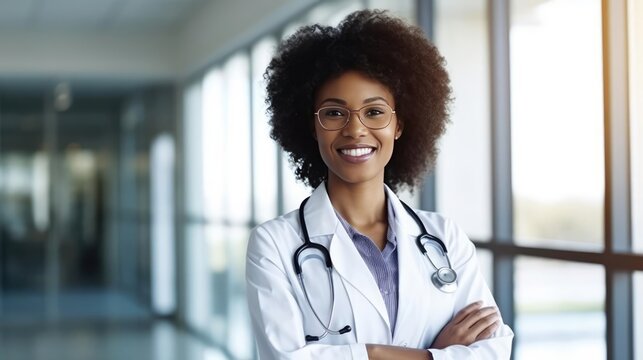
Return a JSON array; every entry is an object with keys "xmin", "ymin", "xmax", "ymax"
[{"xmin": 314, "ymin": 104, "xmax": 396, "ymax": 131}]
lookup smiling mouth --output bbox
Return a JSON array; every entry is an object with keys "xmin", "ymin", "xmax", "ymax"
[{"xmin": 339, "ymin": 148, "xmax": 375, "ymax": 157}]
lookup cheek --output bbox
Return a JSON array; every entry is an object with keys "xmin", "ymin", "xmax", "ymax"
[{"xmin": 314, "ymin": 129, "xmax": 335, "ymax": 163}]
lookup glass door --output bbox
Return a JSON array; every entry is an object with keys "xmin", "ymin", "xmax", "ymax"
[
  {"xmin": 0, "ymin": 95, "xmax": 49, "ymax": 319},
  {"xmin": 0, "ymin": 92, "xmax": 123, "ymax": 321}
]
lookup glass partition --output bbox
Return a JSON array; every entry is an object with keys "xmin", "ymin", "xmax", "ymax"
[
  {"xmin": 435, "ymin": 0, "xmax": 492, "ymax": 241},
  {"xmin": 514, "ymin": 257, "xmax": 605, "ymax": 359},
  {"xmin": 629, "ymin": 0, "xmax": 643, "ymax": 254},
  {"xmin": 251, "ymin": 37, "xmax": 279, "ymax": 224},
  {"xmin": 510, "ymin": 0, "xmax": 605, "ymax": 251}
]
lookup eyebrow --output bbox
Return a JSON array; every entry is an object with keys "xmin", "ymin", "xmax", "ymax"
[{"xmin": 319, "ymin": 96, "xmax": 391, "ymax": 106}]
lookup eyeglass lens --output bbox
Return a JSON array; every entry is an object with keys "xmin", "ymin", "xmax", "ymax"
[{"xmin": 317, "ymin": 105, "xmax": 393, "ymax": 130}]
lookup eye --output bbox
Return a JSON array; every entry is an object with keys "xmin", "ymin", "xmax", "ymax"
[
  {"xmin": 322, "ymin": 108, "xmax": 347, "ymax": 118},
  {"xmin": 364, "ymin": 107, "xmax": 386, "ymax": 118}
]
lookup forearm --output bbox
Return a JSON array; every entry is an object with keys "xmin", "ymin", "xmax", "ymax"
[{"xmin": 367, "ymin": 344, "xmax": 432, "ymax": 360}]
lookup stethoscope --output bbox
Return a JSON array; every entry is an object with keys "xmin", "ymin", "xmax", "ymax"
[{"xmin": 293, "ymin": 196, "xmax": 458, "ymax": 342}]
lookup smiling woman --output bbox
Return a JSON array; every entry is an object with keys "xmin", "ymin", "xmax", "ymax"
[
  {"xmin": 265, "ymin": 10, "xmax": 451, "ymax": 193},
  {"xmin": 313, "ymin": 71, "xmax": 401, "ymax": 195},
  {"xmin": 245, "ymin": 9, "xmax": 513, "ymax": 360}
]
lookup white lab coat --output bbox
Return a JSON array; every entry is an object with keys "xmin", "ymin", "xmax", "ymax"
[{"xmin": 246, "ymin": 183, "xmax": 513, "ymax": 359}]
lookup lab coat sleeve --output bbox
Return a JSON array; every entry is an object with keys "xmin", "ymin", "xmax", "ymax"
[
  {"xmin": 246, "ymin": 225, "xmax": 369, "ymax": 360},
  {"xmin": 427, "ymin": 219, "xmax": 514, "ymax": 360}
]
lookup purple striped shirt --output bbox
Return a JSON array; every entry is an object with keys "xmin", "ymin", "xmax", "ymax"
[{"xmin": 335, "ymin": 197, "xmax": 399, "ymax": 334}]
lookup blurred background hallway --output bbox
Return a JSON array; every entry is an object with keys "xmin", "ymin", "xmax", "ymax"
[{"xmin": 1, "ymin": 0, "xmax": 642, "ymax": 359}]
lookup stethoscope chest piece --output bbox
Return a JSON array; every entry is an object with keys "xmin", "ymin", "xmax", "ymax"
[{"xmin": 431, "ymin": 267, "xmax": 457, "ymax": 293}]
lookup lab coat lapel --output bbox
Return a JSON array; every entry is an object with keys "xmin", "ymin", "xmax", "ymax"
[
  {"xmin": 304, "ymin": 184, "xmax": 392, "ymax": 335},
  {"xmin": 385, "ymin": 187, "xmax": 427, "ymax": 341}
]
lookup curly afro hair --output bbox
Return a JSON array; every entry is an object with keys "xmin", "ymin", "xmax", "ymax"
[{"xmin": 265, "ymin": 9, "xmax": 451, "ymax": 192}]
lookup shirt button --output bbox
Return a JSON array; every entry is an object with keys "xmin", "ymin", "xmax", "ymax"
[{"xmin": 383, "ymin": 290, "xmax": 389, "ymax": 295}]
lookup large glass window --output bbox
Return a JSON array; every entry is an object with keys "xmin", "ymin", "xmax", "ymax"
[
  {"xmin": 222, "ymin": 54, "xmax": 252, "ymax": 225},
  {"xmin": 514, "ymin": 257, "xmax": 605, "ymax": 359},
  {"xmin": 184, "ymin": 84, "xmax": 203, "ymax": 217},
  {"xmin": 251, "ymin": 37, "xmax": 279, "ymax": 224},
  {"xmin": 434, "ymin": 0, "xmax": 492, "ymax": 241},
  {"xmin": 630, "ymin": 0, "xmax": 643, "ymax": 254},
  {"xmin": 510, "ymin": 0, "xmax": 605, "ymax": 251},
  {"xmin": 202, "ymin": 69, "xmax": 225, "ymax": 222}
]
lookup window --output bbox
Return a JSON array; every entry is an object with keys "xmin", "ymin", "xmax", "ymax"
[
  {"xmin": 202, "ymin": 68, "xmax": 225, "ymax": 222},
  {"xmin": 435, "ymin": 0, "xmax": 492, "ymax": 241},
  {"xmin": 222, "ymin": 54, "xmax": 252, "ymax": 224},
  {"xmin": 630, "ymin": 0, "xmax": 643, "ymax": 254},
  {"xmin": 184, "ymin": 83, "xmax": 203, "ymax": 217},
  {"xmin": 435, "ymin": 1, "xmax": 641, "ymax": 359},
  {"xmin": 514, "ymin": 257, "xmax": 605, "ymax": 359},
  {"xmin": 510, "ymin": 0, "xmax": 605, "ymax": 251},
  {"xmin": 251, "ymin": 37, "xmax": 279, "ymax": 224}
]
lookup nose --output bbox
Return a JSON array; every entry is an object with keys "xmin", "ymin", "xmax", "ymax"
[{"xmin": 341, "ymin": 111, "xmax": 368, "ymax": 138}]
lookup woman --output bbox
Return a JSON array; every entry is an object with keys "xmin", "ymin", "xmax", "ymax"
[{"xmin": 246, "ymin": 9, "xmax": 513, "ymax": 359}]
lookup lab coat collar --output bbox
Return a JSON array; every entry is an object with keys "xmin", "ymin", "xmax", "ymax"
[
  {"xmin": 304, "ymin": 182, "xmax": 421, "ymax": 238},
  {"xmin": 302, "ymin": 183, "xmax": 340, "ymax": 238}
]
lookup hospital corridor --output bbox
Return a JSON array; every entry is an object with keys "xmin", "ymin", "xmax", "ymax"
[{"xmin": 0, "ymin": 0, "xmax": 642, "ymax": 359}]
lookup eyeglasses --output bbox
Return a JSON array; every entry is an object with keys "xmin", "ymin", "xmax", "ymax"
[{"xmin": 314, "ymin": 104, "xmax": 396, "ymax": 131}]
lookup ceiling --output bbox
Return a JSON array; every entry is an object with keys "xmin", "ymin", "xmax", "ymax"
[{"xmin": 0, "ymin": 0, "xmax": 209, "ymax": 31}]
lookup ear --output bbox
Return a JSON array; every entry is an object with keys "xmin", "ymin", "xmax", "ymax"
[{"xmin": 395, "ymin": 120, "xmax": 404, "ymax": 140}]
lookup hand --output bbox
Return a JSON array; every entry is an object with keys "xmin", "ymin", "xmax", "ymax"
[{"xmin": 430, "ymin": 301, "xmax": 500, "ymax": 349}]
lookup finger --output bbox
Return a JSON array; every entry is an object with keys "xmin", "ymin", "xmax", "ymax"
[
  {"xmin": 460, "ymin": 306, "xmax": 498, "ymax": 328},
  {"xmin": 468, "ymin": 310, "xmax": 499, "ymax": 335},
  {"xmin": 452, "ymin": 301, "xmax": 483, "ymax": 324},
  {"xmin": 475, "ymin": 320, "xmax": 501, "ymax": 341}
]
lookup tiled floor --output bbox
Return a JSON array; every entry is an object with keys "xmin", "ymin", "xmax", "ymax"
[
  {"xmin": 0, "ymin": 290, "xmax": 234, "ymax": 360},
  {"xmin": 0, "ymin": 320, "xmax": 231, "ymax": 360}
]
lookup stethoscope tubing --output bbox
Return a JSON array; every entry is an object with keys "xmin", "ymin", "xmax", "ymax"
[{"xmin": 294, "ymin": 194, "xmax": 457, "ymax": 342}]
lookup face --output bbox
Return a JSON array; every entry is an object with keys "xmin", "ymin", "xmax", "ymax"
[{"xmin": 313, "ymin": 71, "xmax": 402, "ymax": 188}]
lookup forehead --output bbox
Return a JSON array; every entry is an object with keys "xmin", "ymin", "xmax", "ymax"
[{"xmin": 315, "ymin": 71, "xmax": 395, "ymax": 106}]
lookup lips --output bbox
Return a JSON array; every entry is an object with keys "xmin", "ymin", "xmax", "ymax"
[
  {"xmin": 336, "ymin": 145, "xmax": 376, "ymax": 163},
  {"xmin": 339, "ymin": 148, "xmax": 374, "ymax": 157}
]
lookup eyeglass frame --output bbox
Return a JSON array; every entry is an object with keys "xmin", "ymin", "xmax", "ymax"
[{"xmin": 313, "ymin": 103, "xmax": 396, "ymax": 131}]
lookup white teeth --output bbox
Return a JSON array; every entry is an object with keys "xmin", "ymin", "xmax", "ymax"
[{"xmin": 340, "ymin": 148, "xmax": 373, "ymax": 157}]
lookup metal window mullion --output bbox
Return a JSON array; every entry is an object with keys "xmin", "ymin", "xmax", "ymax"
[
  {"xmin": 417, "ymin": 0, "xmax": 437, "ymax": 212},
  {"xmin": 602, "ymin": 0, "xmax": 633, "ymax": 358},
  {"xmin": 489, "ymin": 0, "xmax": 515, "ymax": 337}
]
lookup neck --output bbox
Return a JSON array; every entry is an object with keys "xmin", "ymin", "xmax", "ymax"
[{"xmin": 326, "ymin": 176, "xmax": 387, "ymax": 227}]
